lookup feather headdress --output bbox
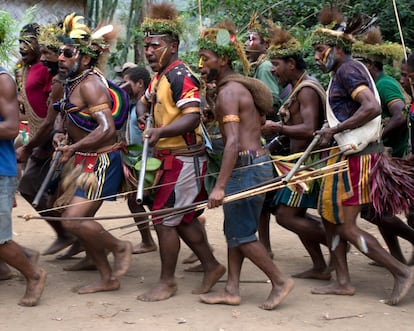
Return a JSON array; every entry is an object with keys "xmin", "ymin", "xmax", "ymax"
[
  {"xmin": 141, "ymin": 2, "xmax": 183, "ymax": 38},
  {"xmin": 310, "ymin": 6, "xmax": 377, "ymax": 52},
  {"xmin": 267, "ymin": 26, "xmax": 302, "ymax": 59},
  {"xmin": 38, "ymin": 23, "xmax": 61, "ymax": 51},
  {"xmin": 198, "ymin": 19, "xmax": 249, "ymax": 75},
  {"xmin": 352, "ymin": 27, "xmax": 405, "ymax": 64},
  {"xmin": 59, "ymin": 13, "xmax": 116, "ymax": 59},
  {"xmin": 246, "ymin": 13, "xmax": 274, "ymax": 43}
]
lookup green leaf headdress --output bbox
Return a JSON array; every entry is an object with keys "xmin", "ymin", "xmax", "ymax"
[
  {"xmin": 141, "ymin": 2, "xmax": 183, "ymax": 39},
  {"xmin": 198, "ymin": 19, "xmax": 250, "ymax": 75},
  {"xmin": 267, "ymin": 26, "xmax": 302, "ymax": 59},
  {"xmin": 0, "ymin": 11, "xmax": 18, "ymax": 66},
  {"xmin": 352, "ymin": 27, "xmax": 405, "ymax": 64}
]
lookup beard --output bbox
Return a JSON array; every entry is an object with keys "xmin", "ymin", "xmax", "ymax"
[
  {"xmin": 59, "ymin": 60, "xmax": 80, "ymax": 80},
  {"xmin": 206, "ymin": 69, "xmax": 218, "ymax": 83},
  {"xmin": 42, "ymin": 60, "xmax": 59, "ymax": 76}
]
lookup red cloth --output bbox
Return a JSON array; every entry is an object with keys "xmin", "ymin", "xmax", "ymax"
[{"xmin": 25, "ymin": 62, "xmax": 52, "ymax": 118}]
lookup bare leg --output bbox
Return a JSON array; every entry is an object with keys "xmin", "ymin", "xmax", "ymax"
[
  {"xmin": 0, "ymin": 261, "xmax": 12, "ymax": 280},
  {"xmin": 56, "ymin": 239, "xmax": 84, "ymax": 260},
  {"xmin": 182, "ymin": 215, "xmax": 213, "ymax": 264},
  {"xmin": 276, "ymin": 206, "xmax": 330, "ymax": 280},
  {"xmin": 20, "ymin": 191, "xmax": 75, "ymax": 256},
  {"xmin": 0, "ymin": 241, "xmax": 47, "ymax": 306},
  {"xmin": 61, "ymin": 197, "xmax": 131, "ymax": 294},
  {"xmin": 127, "ymin": 196, "xmax": 157, "ymax": 254},
  {"xmin": 258, "ymin": 208, "xmax": 274, "ymax": 259},
  {"xmin": 137, "ymin": 224, "xmax": 179, "ymax": 302},
  {"xmin": 177, "ymin": 219, "xmax": 225, "ymax": 294}
]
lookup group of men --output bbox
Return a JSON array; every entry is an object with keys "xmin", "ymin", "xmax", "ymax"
[{"xmin": 1, "ymin": 2, "xmax": 414, "ymax": 310}]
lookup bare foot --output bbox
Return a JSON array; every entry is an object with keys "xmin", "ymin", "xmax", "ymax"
[
  {"xmin": 78, "ymin": 278, "xmax": 120, "ymax": 294},
  {"xmin": 132, "ymin": 242, "xmax": 157, "ymax": 254},
  {"xmin": 184, "ymin": 263, "xmax": 204, "ymax": 272},
  {"xmin": 137, "ymin": 282, "xmax": 177, "ymax": 302},
  {"xmin": 259, "ymin": 278, "xmax": 294, "ymax": 310},
  {"xmin": 182, "ymin": 252, "xmax": 199, "ymax": 264},
  {"xmin": 42, "ymin": 237, "xmax": 75, "ymax": 255},
  {"xmin": 112, "ymin": 241, "xmax": 133, "ymax": 278},
  {"xmin": 18, "ymin": 268, "xmax": 47, "ymax": 307},
  {"xmin": 385, "ymin": 266, "xmax": 414, "ymax": 305},
  {"xmin": 311, "ymin": 281, "xmax": 356, "ymax": 296},
  {"xmin": 63, "ymin": 256, "xmax": 97, "ymax": 271},
  {"xmin": 56, "ymin": 240, "xmax": 84, "ymax": 260},
  {"xmin": 192, "ymin": 264, "xmax": 226, "ymax": 294},
  {"xmin": 199, "ymin": 289, "xmax": 241, "ymax": 306},
  {"xmin": 292, "ymin": 268, "xmax": 331, "ymax": 280}
]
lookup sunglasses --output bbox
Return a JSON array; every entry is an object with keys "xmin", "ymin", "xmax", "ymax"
[{"xmin": 58, "ymin": 48, "xmax": 76, "ymax": 58}]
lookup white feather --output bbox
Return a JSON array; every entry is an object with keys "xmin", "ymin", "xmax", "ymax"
[{"xmin": 91, "ymin": 25, "xmax": 113, "ymax": 39}]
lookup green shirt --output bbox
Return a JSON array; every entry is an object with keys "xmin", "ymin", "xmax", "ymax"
[{"xmin": 376, "ymin": 72, "xmax": 408, "ymax": 157}]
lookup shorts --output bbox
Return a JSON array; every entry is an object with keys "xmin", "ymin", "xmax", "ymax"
[
  {"xmin": 223, "ymin": 155, "xmax": 273, "ymax": 248},
  {"xmin": 153, "ymin": 154, "xmax": 207, "ymax": 226},
  {"xmin": 75, "ymin": 149, "xmax": 123, "ymax": 201},
  {"xmin": 0, "ymin": 176, "xmax": 17, "ymax": 244},
  {"xmin": 272, "ymin": 183, "xmax": 319, "ymax": 209}
]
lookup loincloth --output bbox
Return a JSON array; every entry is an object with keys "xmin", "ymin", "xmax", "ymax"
[
  {"xmin": 318, "ymin": 147, "xmax": 379, "ymax": 224},
  {"xmin": 55, "ymin": 143, "xmax": 124, "ymax": 207}
]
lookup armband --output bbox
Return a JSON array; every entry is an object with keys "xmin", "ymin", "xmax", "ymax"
[
  {"xmin": 88, "ymin": 103, "xmax": 111, "ymax": 113},
  {"xmin": 222, "ymin": 115, "xmax": 240, "ymax": 124}
]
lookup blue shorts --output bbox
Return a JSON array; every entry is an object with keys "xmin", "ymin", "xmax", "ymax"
[
  {"xmin": 223, "ymin": 155, "xmax": 273, "ymax": 248},
  {"xmin": 75, "ymin": 150, "xmax": 123, "ymax": 201},
  {"xmin": 0, "ymin": 176, "xmax": 17, "ymax": 244}
]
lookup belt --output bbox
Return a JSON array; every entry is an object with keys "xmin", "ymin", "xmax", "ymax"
[{"xmin": 236, "ymin": 148, "xmax": 268, "ymax": 167}]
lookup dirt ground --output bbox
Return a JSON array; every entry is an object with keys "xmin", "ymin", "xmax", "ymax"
[{"xmin": 1, "ymin": 194, "xmax": 414, "ymax": 331}]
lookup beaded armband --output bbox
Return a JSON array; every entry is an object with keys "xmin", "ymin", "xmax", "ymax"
[{"xmin": 222, "ymin": 115, "xmax": 240, "ymax": 124}]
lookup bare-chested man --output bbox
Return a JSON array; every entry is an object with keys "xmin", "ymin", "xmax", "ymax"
[
  {"xmin": 262, "ymin": 27, "xmax": 330, "ymax": 280},
  {"xmin": 197, "ymin": 21, "xmax": 294, "ymax": 310},
  {"xmin": 311, "ymin": 7, "xmax": 414, "ymax": 305},
  {"xmin": 52, "ymin": 13, "xmax": 132, "ymax": 294},
  {"xmin": 0, "ymin": 11, "xmax": 46, "ymax": 305}
]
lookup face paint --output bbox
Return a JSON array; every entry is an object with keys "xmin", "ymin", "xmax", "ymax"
[
  {"xmin": 198, "ymin": 56, "xmax": 203, "ymax": 69},
  {"xmin": 317, "ymin": 47, "xmax": 336, "ymax": 73}
]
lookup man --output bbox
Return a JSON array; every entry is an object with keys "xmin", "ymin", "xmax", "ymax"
[
  {"xmin": 197, "ymin": 21, "xmax": 294, "ymax": 310},
  {"xmin": 52, "ymin": 13, "xmax": 132, "ymax": 294},
  {"xmin": 263, "ymin": 27, "xmax": 329, "ymax": 280},
  {"xmin": 244, "ymin": 15, "xmax": 289, "ymax": 258},
  {"xmin": 0, "ymin": 11, "xmax": 47, "ymax": 306},
  {"xmin": 15, "ymin": 23, "xmax": 74, "ymax": 256},
  {"xmin": 311, "ymin": 7, "xmax": 414, "ymax": 305},
  {"xmin": 136, "ymin": 2, "xmax": 225, "ymax": 302},
  {"xmin": 122, "ymin": 66, "xmax": 157, "ymax": 254},
  {"xmin": 353, "ymin": 31, "xmax": 414, "ymax": 265}
]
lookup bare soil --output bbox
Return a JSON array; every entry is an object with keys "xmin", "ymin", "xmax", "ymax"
[{"xmin": 1, "ymin": 194, "xmax": 414, "ymax": 331}]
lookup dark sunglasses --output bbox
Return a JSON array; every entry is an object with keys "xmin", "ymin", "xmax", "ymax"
[{"xmin": 58, "ymin": 48, "xmax": 76, "ymax": 58}]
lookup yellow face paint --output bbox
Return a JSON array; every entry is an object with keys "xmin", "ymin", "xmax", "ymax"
[{"xmin": 198, "ymin": 56, "xmax": 203, "ymax": 69}]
